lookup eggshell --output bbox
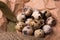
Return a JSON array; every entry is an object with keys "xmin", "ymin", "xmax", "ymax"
[{"xmin": 34, "ymin": 29, "xmax": 44, "ymax": 38}]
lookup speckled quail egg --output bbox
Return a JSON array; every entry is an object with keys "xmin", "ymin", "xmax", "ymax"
[
  {"xmin": 32, "ymin": 10, "xmax": 42, "ymax": 20},
  {"xmin": 45, "ymin": 11, "xmax": 51, "ymax": 18},
  {"xmin": 16, "ymin": 13, "xmax": 26, "ymax": 22},
  {"xmin": 43, "ymin": 25, "xmax": 52, "ymax": 34},
  {"xmin": 25, "ymin": 19, "xmax": 41, "ymax": 30},
  {"xmin": 46, "ymin": 17, "xmax": 56, "ymax": 26},
  {"xmin": 23, "ymin": 6, "xmax": 33, "ymax": 16},
  {"xmin": 22, "ymin": 26, "xmax": 33, "ymax": 35},
  {"xmin": 31, "ymin": 20, "xmax": 41, "ymax": 29},
  {"xmin": 34, "ymin": 29, "xmax": 44, "ymax": 38},
  {"xmin": 15, "ymin": 22, "xmax": 25, "ymax": 32}
]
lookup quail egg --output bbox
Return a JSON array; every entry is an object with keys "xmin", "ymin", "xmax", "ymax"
[
  {"xmin": 34, "ymin": 29, "xmax": 44, "ymax": 38},
  {"xmin": 16, "ymin": 13, "xmax": 26, "ymax": 22},
  {"xmin": 43, "ymin": 25, "xmax": 52, "ymax": 34},
  {"xmin": 32, "ymin": 10, "xmax": 41, "ymax": 20},
  {"xmin": 15, "ymin": 22, "xmax": 25, "ymax": 32},
  {"xmin": 22, "ymin": 26, "xmax": 33, "ymax": 35},
  {"xmin": 46, "ymin": 17, "xmax": 56, "ymax": 26},
  {"xmin": 23, "ymin": 6, "xmax": 33, "ymax": 16}
]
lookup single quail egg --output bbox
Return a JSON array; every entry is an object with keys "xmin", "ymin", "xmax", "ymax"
[
  {"xmin": 45, "ymin": 11, "xmax": 51, "ymax": 18},
  {"xmin": 16, "ymin": 13, "xmax": 26, "ymax": 22},
  {"xmin": 15, "ymin": 22, "xmax": 25, "ymax": 32},
  {"xmin": 32, "ymin": 10, "xmax": 41, "ymax": 20},
  {"xmin": 46, "ymin": 17, "xmax": 56, "ymax": 26},
  {"xmin": 22, "ymin": 26, "xmax": 33, "ymax": 35},
  {"xmin": 43, "ymin": 25, "xmax": 52, "ymax": 34},
  {"xmin": 23, "ymin": 6, "xmax": 33, "ymax": 16},
  {"xmin": 31, "ymin": 20, "xmax": 40, "ymax": 29},
  {"xmin": 34, "ymin": 29, "xmax": 44, "ymax": 38}
]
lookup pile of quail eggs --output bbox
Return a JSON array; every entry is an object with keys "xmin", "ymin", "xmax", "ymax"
[{"xmin": 15, "ymin": 6, "xmax": 56, "ymax": 38}]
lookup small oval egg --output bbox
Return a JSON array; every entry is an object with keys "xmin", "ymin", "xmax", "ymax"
[
  {"xmin": 32, "ymin": 10, "xmax": 42, "ymax": 20},
  {"xmin": 23, "ymin": 6, "xmax": 33, "ymax": 16},
  {"xmin": 43, "ymin": 25, "xmax": 52, "ymax": 34},
  {"xmin": 15, "ymin": 22, "xmax": 25, "ymax": 32},
  {"xmin": 16, "ymin": 13, "xmax": 26, "ymax": 22},
  {"xmin": 46, "ymin": 17, "xmax": 56, "ymax": 26},
  {"xmin": 22, "ymin": 26, "xmax": 33, "ymax": 35},
  {"xmin": 34, "ymin": 29, "xmax": 44, "ymax": 38}
]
